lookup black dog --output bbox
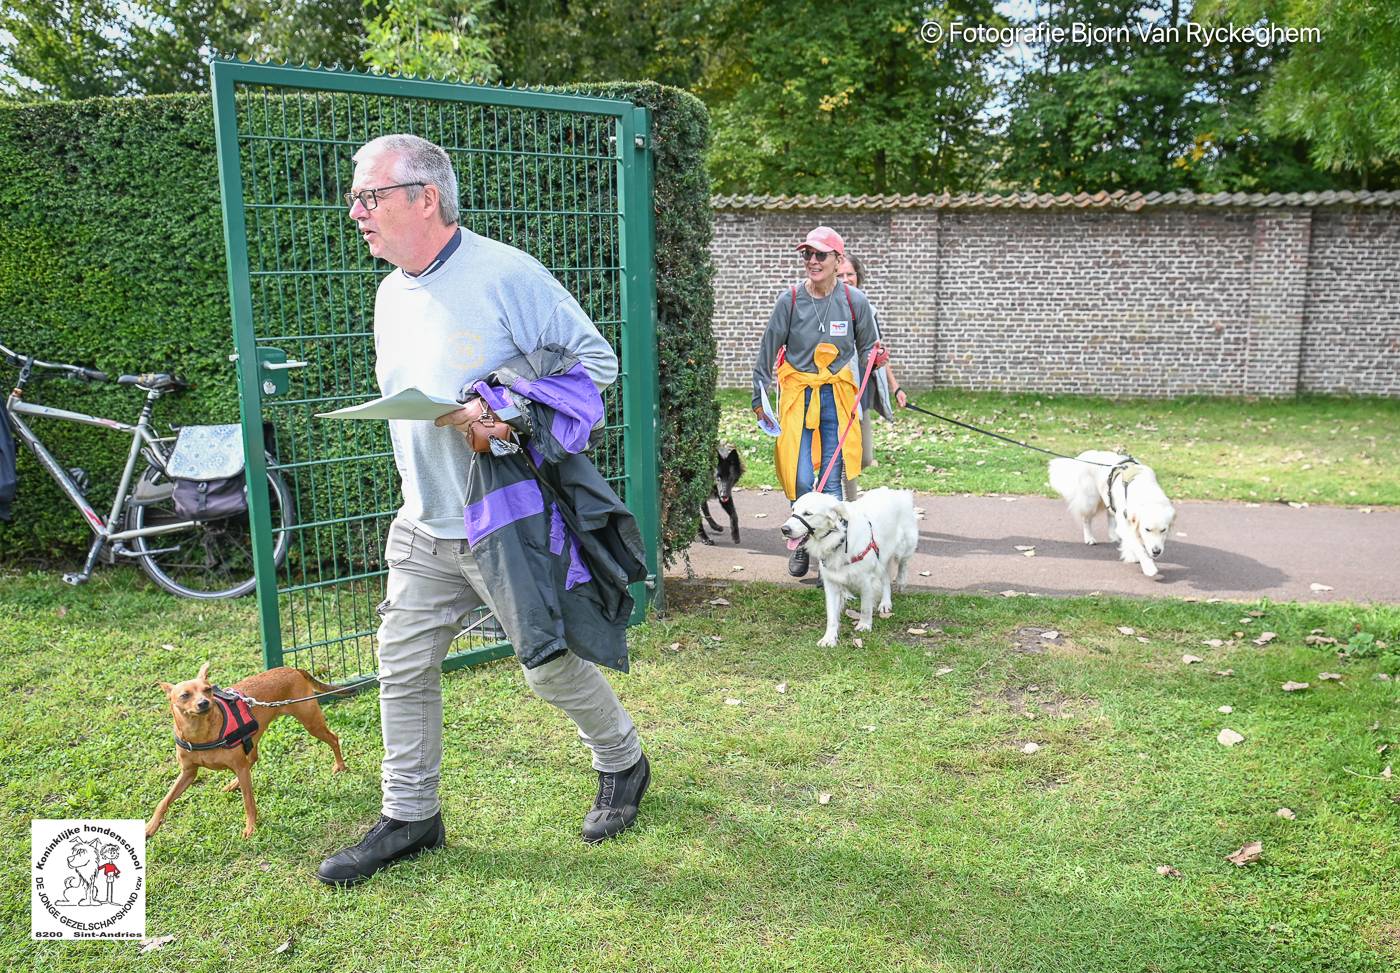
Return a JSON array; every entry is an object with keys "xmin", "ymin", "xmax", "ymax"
[{"xmin": 699, "ymin": 444, "xmax": 744, "ymax": 545}]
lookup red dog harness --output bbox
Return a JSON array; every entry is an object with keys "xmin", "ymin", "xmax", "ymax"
[
  {"xmin": 175, "ymin": 687, "xmax": 258, "ymax": 755},
  {"xmin": 848, "ymin": 537, "xmax": 880, "ymax": 564}
]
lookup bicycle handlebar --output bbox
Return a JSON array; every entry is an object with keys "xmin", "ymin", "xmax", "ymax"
[{"xmin": 0, "ymin": 341, "xmax": 108, "ymax": 383}]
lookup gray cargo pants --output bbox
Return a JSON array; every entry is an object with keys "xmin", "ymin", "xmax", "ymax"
[{"xmin": 376, "ymin": 517, "xmax": 642, "ymax": 822}]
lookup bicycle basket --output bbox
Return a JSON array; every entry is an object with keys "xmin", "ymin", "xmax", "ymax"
[{"xmin": 167, "ymin": 424, "xmax": 247, "ymax": 521}]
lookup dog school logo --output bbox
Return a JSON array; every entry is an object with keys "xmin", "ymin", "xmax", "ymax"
[{"xmin": 32, "ymin": 819, "xmax": 145, "ymax": 940}]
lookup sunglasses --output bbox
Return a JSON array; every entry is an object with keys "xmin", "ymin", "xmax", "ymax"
[{"xmin": 800, "ymin": 249, "xmax": 835, "ymax": 263}]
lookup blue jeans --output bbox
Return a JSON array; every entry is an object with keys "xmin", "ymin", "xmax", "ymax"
[{"xmin": 795, "ymin": 385, "xmax": 844, "ymax": 499}]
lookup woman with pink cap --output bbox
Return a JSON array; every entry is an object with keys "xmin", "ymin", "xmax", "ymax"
[{"xmin": 752, "ymin": 225, "xmax": 881, "ymax": 577}]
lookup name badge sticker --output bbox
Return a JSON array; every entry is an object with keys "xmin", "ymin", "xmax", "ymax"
[{"xmin": 830, "ymin": 320, "xmax": 849, "ymax": 336}]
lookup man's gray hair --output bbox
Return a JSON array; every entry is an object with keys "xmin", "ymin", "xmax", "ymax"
[{"xmin": 353, "ymin": 134, "xmax": 460, "ymax": 225}]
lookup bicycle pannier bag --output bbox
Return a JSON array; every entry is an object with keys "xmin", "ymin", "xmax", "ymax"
[{"xmin": 167, "ymin": 424, "xmax": 248, "ymax": 521}]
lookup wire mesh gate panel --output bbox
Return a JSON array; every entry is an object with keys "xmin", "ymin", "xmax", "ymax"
[{"xmin": 210, "ymin": 61, "xmax": 660, "ymax": 683}]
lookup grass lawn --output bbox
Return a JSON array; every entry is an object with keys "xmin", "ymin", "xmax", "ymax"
[
  {"xmin": 718, "ymin": 389, "xmax": 1400, "ymax": 506},
  {"xmin": 3, "ymin": 568, "xmax": 1399, "ymax": 971}
]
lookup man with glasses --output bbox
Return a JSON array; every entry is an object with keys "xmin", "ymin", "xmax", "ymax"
[
  {"xmin": 318, "ymin": 133, "xmax": 650, "ymax": 887},
  {"xmin": 752, "ymin": 226, "xmax": 879, "ymax": 577}
]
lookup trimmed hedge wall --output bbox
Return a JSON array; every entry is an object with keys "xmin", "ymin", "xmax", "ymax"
[{"xmin": 0, "ymin": 83, "xmax": 716, "ymax": 570}]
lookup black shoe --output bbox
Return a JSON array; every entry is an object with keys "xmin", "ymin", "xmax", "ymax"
[
  {"xmin": 582, "ymin": 754, "xmax": 650, "ymax": 844},
  {"xmin": 316, "ymin": 811, "xmax": 445, "ymax": 887},
  {"xmin": 787, "ymin": 544, "xmax": 810, "ymax": 578}
]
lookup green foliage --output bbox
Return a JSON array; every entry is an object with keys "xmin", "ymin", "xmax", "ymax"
[
  {"xmin": 363, "ymin": 0, "xmax": 500, "ymax": 82},
  {"xmin": 702, "ymin": 0, "xmax": 1003, "ymax": 195},
  {"xmin": 0, "ymin": 84, "xmax": 716, "ymax": 568},
  {"xmin": 1198, "ymin": 0, "xmax": 1400, "ymax": 185},
  {"xmin": 0, "ymin": 0, "xmax": 373, "ymax": 100},
  {"xmin": 999, "ymin": 0, "xmax": 1345, "ymax": 193}
]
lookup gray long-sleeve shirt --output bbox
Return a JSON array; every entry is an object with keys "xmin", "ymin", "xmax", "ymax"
[
  {"xmin": 751, "ymin": 282, "xmax": 879, "ymax": 410},
  {"xmin": 373, "ymin": 228, "xmax": 617, "ymax": 538}
]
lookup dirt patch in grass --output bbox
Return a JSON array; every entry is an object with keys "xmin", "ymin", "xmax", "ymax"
[
  {"xmin": 1009, "ymin": 625, "xmax": 1100, "ymax": 657},
  {"xmin": 978, "ymin": 685, "xmax": 1098, "ymax": 720},
  {"xmin": 661, "ymin": 578, "xmax": 735, "ymax": 616}
]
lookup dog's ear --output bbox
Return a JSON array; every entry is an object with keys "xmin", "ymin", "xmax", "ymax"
[
  {"xmin": 833, "ymin": 501, "xmax": 850, "ymax": 521},
  {"xmin": 196, "ymin": 661, "xmax": 211, "ymax": 684},
  {"xmin": 158, "ymin": 681, "xmax": 174, "ymax": 696},
  {"xmin": 1128, "ymin": 513, "xmax": 1139, "ymax": 528}
]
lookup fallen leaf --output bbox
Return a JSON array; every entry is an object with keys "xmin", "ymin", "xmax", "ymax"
[
  {"xmin": 1287, "ymin": 501, "xmax": 1307, "ymax": 509},
  {"xmin": 1156, "ymin": 865, "xmax": 1182, "ymax": 878},
  {"xmin": 1253, "ymin": 632, "xmax": 1277, "ymax": 646},
  {"xmin": 140, "ymin": 936, "xmax": 176, "ymax": 953},
  {"xmin": 1182, "ymin": 654, "xmax": 1203, "ymax": 664},
  {"xmin": 1022, "ymin": 550, "xmax": 1037, "ymax": 557},
  {"xmin": 1202, "ymin": 639, "xmax": 1225, "ymax": 647},
  {"xmin": 667, "ymin": 642, "xmax": 681, "ymax": 652},
  {"xmin": 1218, "ymin": 705, "xmax": 1233, "ymax": 714},
  {"xmin": 1276, "ymin": 808, "xmax": 1296, "ymax": 820},
  {"xmin": 853, "ymin": 638, "xmax": 864, "ymax": 648},
  {"xmin": 1247, "ymin": 610, "xmax": 1266, "ymax": 618},
  {"xmin": 1383, "ymin": 765, "xmax": 1394, "ymax": 780},
  {"xmin": 1021, "ymin": 742, "xmax": 1041, "ymax": 754},
  {"xmin": 1136, "ymin": 636, "xmax": 1150, "ymax": 644},
  {"xmin": 1000, "ymin": 589, "xmax": 1021, "ymax": 597},
  {"xmin": 1281, "ymin": 681, "xmax": 1310, "ymax": 692},
  {"xmin": 753, "ymin": 512, "xmax": 767, "ymax": 519},
  {"xmin": 775, "ymin": 682, "xmax": 787, "ymax": 694},
  {"xmin": 863, "ymin": 724, "xmax": 877, "ymax": 732},
  {"xmin": 1225, "ymin": 841, "xmax": 1263, "ymax": 866},
  {"xmin": 1117, "ymin": 626, "xmax": 1136, "ymax": 635},
  {"xmin": 936, "ymin": 667, "xmax": 955, "ymax": 676},
  {"xmin": 274, "ymin": 938, "xmax": 294, "ymax": 956},
  {"xmin": 907, "ymin": 627, "xmax": 928, "ymax": 636},
  {"xmin": 55, "ymin": 605, "xmax": 68, "ymax": 618},
  {"xmin": 708, "ymin": 598, "xmax": 730, "ymax": 606},
  {"xmin": 1214, "ymin": 669, "xmax": 1234, "ymax": 677},
  {"xmin": 1318, "ymin": 672, "xmax": 1343, "ymax": 681},
  {"xmin": 1218, "ymin": 728, "xmax": 1245, "ymax": 747},
  {"xmin": 709, "ymin": 635, "xmax": 723, "ymax": 643},
  {"xmin": 161, "ymin": 643, "xmax": 177, "ymax": 652},
  {"xmin": 1014, "ymin": 545, "xmax": 1035, "ymax": 552},
  {"xmin": 1305, "ymin": 635, "xmax": 1337, "ymax": 646},
  {"xmin": 817, "ymin": 792, "xmax": 832, "ymax": 805},
  {"xmin": 1233, "ymin": 631, "xmax": 1245, "ymax": 638},
  {"xmin": 918, "ymin": 570, "xmax": 931, "ymax": 577},
  {"xmin": 1041, "ymin": 630, "xmax": 1060, "ymax": 641},
  {"xmin": 1376, "ymin": 673, "xmax": 1392, "ymax": 681},
  {"xmin": 729, "ymin": 565, "xmax": 744, "ymax": 572},
  {"xmin": 1310, "ymin": 583, "xmax": 1334, "ymax": 592},
  {"xmin": 724, "ymin": 697, "xmax": 741, "ymax": 706}
]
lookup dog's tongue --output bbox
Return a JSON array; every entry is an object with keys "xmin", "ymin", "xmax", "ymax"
[{"xmin": 786, "ymin": 537, "xmax": 803, "ymax": 551}]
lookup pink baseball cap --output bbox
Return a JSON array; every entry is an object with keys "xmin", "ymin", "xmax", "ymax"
[{"xmin": 795, "ymin": 225, "xmax": 845, "ymax": 255}]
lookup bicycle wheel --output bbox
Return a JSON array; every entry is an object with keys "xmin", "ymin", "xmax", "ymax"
[{"xmin": 126, "ymin": 459, "xmax": 293, "ymax": 599}]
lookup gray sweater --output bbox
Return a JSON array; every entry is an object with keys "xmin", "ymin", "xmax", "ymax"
[
  {"xmin": 373, "ymin": 228, "xmax": 618, "ymax": 538},
  {"xmin": 752, "ymin": 281, "xmax": 878, "ymax": 410}
]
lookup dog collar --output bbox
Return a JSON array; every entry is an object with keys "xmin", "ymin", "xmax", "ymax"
[{"xmin": 174, "ymin": 687, "xmax": 259, "ymax": 755}]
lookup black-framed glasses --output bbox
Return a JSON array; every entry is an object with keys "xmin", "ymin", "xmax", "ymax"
[
  {"xmin": 344, "ymin": 182, "xmax": 425, "ymax": 211},
  {"xmin": 800, "ymin": 249, "xmax": 834, "ymax": 263}
]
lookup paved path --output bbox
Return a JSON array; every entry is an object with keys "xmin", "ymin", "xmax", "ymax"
[{"xmin": 670, "ymin": 489, "xmax": 1400, "ymax": 603}]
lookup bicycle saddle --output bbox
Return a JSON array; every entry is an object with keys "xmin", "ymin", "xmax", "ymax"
[{"xmin": 117, "ymin": 372, "xmax": 189, "ymax": 391}]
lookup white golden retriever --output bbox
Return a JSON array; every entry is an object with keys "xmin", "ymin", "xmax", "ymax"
[
  {"xmin": 780, "ymin": 488, "xmax": 919, "ymax": 646},
  {"xmin": 1048, "ymin": 450, "xmax": 1176, "ymax": 578}
]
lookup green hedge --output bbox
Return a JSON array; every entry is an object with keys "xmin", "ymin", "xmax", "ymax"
[{"xmin": 0, "ymin": 82, "xmax": 716, "ymax": 569}]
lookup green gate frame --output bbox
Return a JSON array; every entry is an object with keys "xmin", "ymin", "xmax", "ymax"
[{"xmin": 210, "ymin": 60, "xmax": 660, "ymax": 682}]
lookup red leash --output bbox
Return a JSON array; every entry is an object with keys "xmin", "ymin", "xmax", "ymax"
[{"xmin": 814, "ymin": 342, "xmax": 885, "ymax": 494}]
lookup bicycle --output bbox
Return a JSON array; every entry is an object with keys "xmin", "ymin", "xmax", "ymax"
[{"xmin": 2, "ymin": 341, "xmax": 292, "ymax": 599}]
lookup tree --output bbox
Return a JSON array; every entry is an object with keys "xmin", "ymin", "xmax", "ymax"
[
  {"xmin": 0, "ymin": 0, "xmax": 129, "ymax": 100},
  {"xmin": 700, "ymin": 0, "xmax": 1003, "ymax": 196},
  {"xmin": 362, "ymin": 0, "xmax": 499, "ymax": 82},
  {"xmin": 0, "ymin": 0, "xmax": 372, "ymax": 100},
  {"xmin": 1197, "ymin": 0, "xmax": 1400, "ymax": 186}
]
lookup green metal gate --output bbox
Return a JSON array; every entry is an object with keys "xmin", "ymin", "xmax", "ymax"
[{"xmin": 210, "ymin": 60, "xmax": 660, "ymax": 683}]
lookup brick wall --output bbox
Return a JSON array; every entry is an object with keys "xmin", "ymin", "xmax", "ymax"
[{"xmin": 710, "ymin": 196, "xmax": 1400, "ymax": 397}]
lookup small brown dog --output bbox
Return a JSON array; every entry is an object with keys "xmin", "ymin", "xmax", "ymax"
[{"xmin": 148, "ymin": 662, "xmax": 348, "ymax": 838}]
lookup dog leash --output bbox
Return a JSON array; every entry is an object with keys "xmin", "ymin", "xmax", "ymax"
[
  {"xmin": 899, "ymin": 401, "xmax": 1125, "ymax": 468},
  {"xmin": 225, "ymin": 615, "xmax": 506, "ymax": 706},
  {"xmin": 814, "ymin": 342, "xmax": 885, "ymax": 494}
]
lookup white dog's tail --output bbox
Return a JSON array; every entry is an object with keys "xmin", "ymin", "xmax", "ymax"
[{"xmin": 1048, "ymin": 457, "xmax": 1098, "ymax": 516}]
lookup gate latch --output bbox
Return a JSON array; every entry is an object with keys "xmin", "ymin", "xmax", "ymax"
[{"xmin": 229, "ymin": 347, "xmax": 308, "ymax": 396}]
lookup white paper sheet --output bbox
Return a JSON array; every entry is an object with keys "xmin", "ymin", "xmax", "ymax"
[
  {"xmin": 315, "ymin": 387, "xmax": 462, "ymax": 421},
  {"xmin": 756, "ymin": 383, "xmax": 781, "ymax": 437}
]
